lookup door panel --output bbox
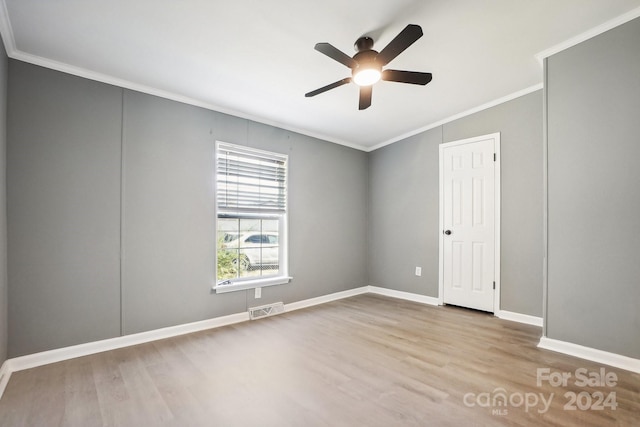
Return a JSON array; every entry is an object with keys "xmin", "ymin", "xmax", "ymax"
[{"xmin": 442, "ymin": 137, "xmax": 496, "ymax": 312}]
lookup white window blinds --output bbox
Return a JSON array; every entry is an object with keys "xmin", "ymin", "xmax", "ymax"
[{"xmin": 216, "ymin": 142, "xmax": 287, "ymax": 214}]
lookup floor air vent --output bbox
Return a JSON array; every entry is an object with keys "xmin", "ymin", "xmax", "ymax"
[{"xmin": 249, "ymin": 302, "xmax": 285, "ymax": 320}]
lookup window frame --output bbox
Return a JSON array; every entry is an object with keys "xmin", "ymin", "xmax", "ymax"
[{"xmin": 213, "ymin": 141, "xmax": 291, "ymax": 293}]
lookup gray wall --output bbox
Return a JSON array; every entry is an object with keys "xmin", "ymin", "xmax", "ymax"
[
  {"xmin": 444, "ymin": 92, "xmax": 544, "ymax": 316},
  {"xmin": 10, "ymin": 18, "xmax": 638, "ymax": 360},
  {"xmin": 368, "ymin": 129, "xmax": 441, "ymax": 296},
  {"xmin": 7, "ymin": 62, "xmax": 123, "ymax": 356},
  {"xmin": 368, "ymin": 91, "xmax": 544, "ymax": 317},
  {"xmin": 546, "ymin": 17, "xmax": 640, "ymax": 358},
  {"xmin": 0, "ymin": 35, "xmax": 8, "ymax": 365},
  {"xmin": 7, "ymin": 61, "xmax": 368, "ymax": 356},
  {"xmin": 121, "ymin": 90, "xmax": 237, "ymax": 334}
]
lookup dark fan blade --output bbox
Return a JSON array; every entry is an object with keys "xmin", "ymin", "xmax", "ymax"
[
  {"xmin": 382, "ymin": 70, "xmax": 432, "ymax": 85},
  {"xmin": 359, "ymin": 85, "xmax": 372, "ymax": 110},
  {"xmin": 305, "ymin": 77, "xmax": 352, "ymax": 97},
  {"xmin": 314, "ymin": 43, "xmax": 358, "ymax": 69},
  {"xmin": 376, "ymin": 24, "xmax": 423, "ymax": 66}
]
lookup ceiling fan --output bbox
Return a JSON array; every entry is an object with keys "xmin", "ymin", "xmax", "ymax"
[{"xmin": 305, "ymin": 24, "xmax": 433, "ymax": 110}]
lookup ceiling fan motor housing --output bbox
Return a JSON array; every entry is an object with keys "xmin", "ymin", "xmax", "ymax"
[
  {"xmin": 354, "ymin": 36, "xmax": 375, "ymax": 52},
  {"xmin": 352, "ymin": 49, "xmax": 382, "ymax": 80}
]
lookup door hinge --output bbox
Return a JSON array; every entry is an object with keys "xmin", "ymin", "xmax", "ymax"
[
  {"xmin": 493, "ymin": 153, "xmax": 496, "ymax": 162},
  {"xmin": 493, "ymin": 281, "xmax": 495, "ymax": 289}
]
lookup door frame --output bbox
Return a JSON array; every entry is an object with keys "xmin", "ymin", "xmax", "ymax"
[{"xmin": 438, "ymin": 132, "xmax": 501, "ymax": 312}]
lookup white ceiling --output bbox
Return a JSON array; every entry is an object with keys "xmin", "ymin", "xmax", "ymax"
[{"xmin": 2, "ymin": 1, "xmax": 640, "ymax": 151}]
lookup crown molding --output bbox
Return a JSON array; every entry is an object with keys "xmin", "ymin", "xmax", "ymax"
[
  {"xmin": 367, "ymin": 83, "xmax": 543, "ymax": 152},
  {"xmin": 1, "ymin": 2, "xmax": 638, "ymax": 153},
  {"xmin": 0, "ymin": 2, "xmax": 368, "ymax": 151},
  {"xmin": 6, "ymin": 50, "xmax": 369, "ymax": 152},
  {"xmin": 0, "ymin": 0, "xmax": 15, "ymax": 55},
  {"xmin": 535, "ymin": 5, "xmax": 640, "ymax": 64}
]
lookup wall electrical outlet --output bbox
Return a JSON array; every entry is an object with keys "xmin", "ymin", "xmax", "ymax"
[
  {"xmin": 415, "ymin": 267, "xmax": 422, "ymax": 276},
  {"xmin": 255, "ymin": 287, "xmax": 262, "ymax": 298}
]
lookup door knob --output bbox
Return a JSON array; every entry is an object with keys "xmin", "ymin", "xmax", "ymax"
[{"xmin": 444, "ymin": 230, "xmax": 452, "ymax": 235}]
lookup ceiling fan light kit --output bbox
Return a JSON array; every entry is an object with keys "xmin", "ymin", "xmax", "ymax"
[
  {"xmin": 306, "ymin": 24, "xmax": 433, "ymax": 110},
  {"xmin": 351, "ymin": 38, "xmax": 382, "ymax": 86},
  {"xmin": 353, "ymin": 68, "xmax": 381, "ymax": 86}
]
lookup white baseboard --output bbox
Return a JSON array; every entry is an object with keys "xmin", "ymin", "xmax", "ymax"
[
  {"xmin": 370, "ymin": 289, "xmax": 544, "ymax": 330},
  {"xmin": 538, "ymin": 336, "xmax": 640, "ymax": 374},
  {"xmin": 0, "ymin": 286, "xmax": 369, "ymax": 400},
  {"xmin": 5, "ymin": 311, "xmax": 251, "ymax": 376},
  {"xmin": 0, "ymin": 311, "xmax": 250, "ymax": 400},
  {"xmin": 284, "ymin": 286, "xmax": 369, "ymax": 312},
  {"xmin": 4, "ymin": 286, "xmax": 636, "ymax": 402},
  {"xmin": 496, "ymin": 310, "xmax": 543, "ymax": 327},
  {"xmin": 367, "ymin": 286, "xmax": 440, "ymax": 306},
  {"xmin": 0, "ymin": 361, "xmax": 10, "ymax": 399}
]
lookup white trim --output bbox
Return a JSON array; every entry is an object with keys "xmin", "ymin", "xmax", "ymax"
[
  {"xmin": 438, "ymin": 145, "xmax": 445, "ymax": 306},
  {"xmin": 0, "ymin": 6, "xmax": 541, "ymax": 157},
  {"xmin": 0, "ymin": 284, "xmax": 634, "ymax": 404},
  {"xmin": 2, "ymin": 4, "xmax": 638, "ymax": 153},
  {"xmin": 1, "ymin": 40, "xmax": 542, "ymax": 154},
  {"xmin": 5, "ymin": 311, "xmax": 250, "ymax": 375},
  {"xmin": 217, "ymin": 140, "xmax": 289, "ymax": 163},
  {"xmin": 367, "ymin": 286, "xmax": 439, "ymax": 306},
  {"xmin": 214, "ymin": 141, "xmax": 290, "ymax": 291},
  {"xmin": 438, "ymin": 133, "xmax": 501, "ymax": 312},
  {"xmin": 0, "ymin": 310, "xmax": 250, "ymax": 400},
  {"xmin": 0, "ymin": 286, "xmax": 369, "ymax": 400},
  {"xmin": 538, "ymin": 337, "xmax": 640, "ymax": 374},
  {"xmin": 495, "ymin": 310, "xmax": 543, "ymax": 327},
  {"xmin": 541, "ymin": 58, "xmax": 549, "ymax": 338},
  {"xmin": 213, "ymin": 276, "xmax": 292, "ymax": 293},
  {"xmin": 368, "ymin": 84, "xmax": 542, "ymax": 152},
  {"xmin": 494, "ymin": 136, "xmax": 501, "ymax": 313},
  {"xmin": 0, "ymin": 0, "xmax": 367, "ymax": 154},
  {"xmin": 284, "ymin": 286, "xmax": 369, "ymax": 312},
  {"xmin": 0, "ymin": 1, "xmax": 541, "ymax": 154},
  {"xmin": 0, "ymin": 361, "xmax": 10, "ymax": 399},
  {"xmin": 0, "ymin": 0, "xmax": 15, "ymax": 55},
  {"xmin": 367, "ymin": 288, "xmax": 541, "ymax": 326},
  {"xmin": 535, "ymin": 6, "xmax": 640, "ymax": 64},
  {"xmin": 2, "ymin": 50, "xmax": 368, "ymax": 152}
]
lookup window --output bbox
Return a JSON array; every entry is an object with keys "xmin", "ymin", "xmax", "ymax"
[{"xmin": 214, "ymin": 142, "xmax": 290, "ymax": 292}]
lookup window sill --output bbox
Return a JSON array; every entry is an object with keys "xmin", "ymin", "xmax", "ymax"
[{"xmin": 213, "ymin": 276, "xmax": 292, "ymax": 294}]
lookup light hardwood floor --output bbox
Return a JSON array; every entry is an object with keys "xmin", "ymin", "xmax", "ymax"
[{"xmin": 0, "ymin": 294, "xmax": 638, "ymax": 426}]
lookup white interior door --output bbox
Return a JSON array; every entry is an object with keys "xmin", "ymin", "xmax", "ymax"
[{"xmin": 440, "ymin": 134, "xmax": 499, "ymax": 312}]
